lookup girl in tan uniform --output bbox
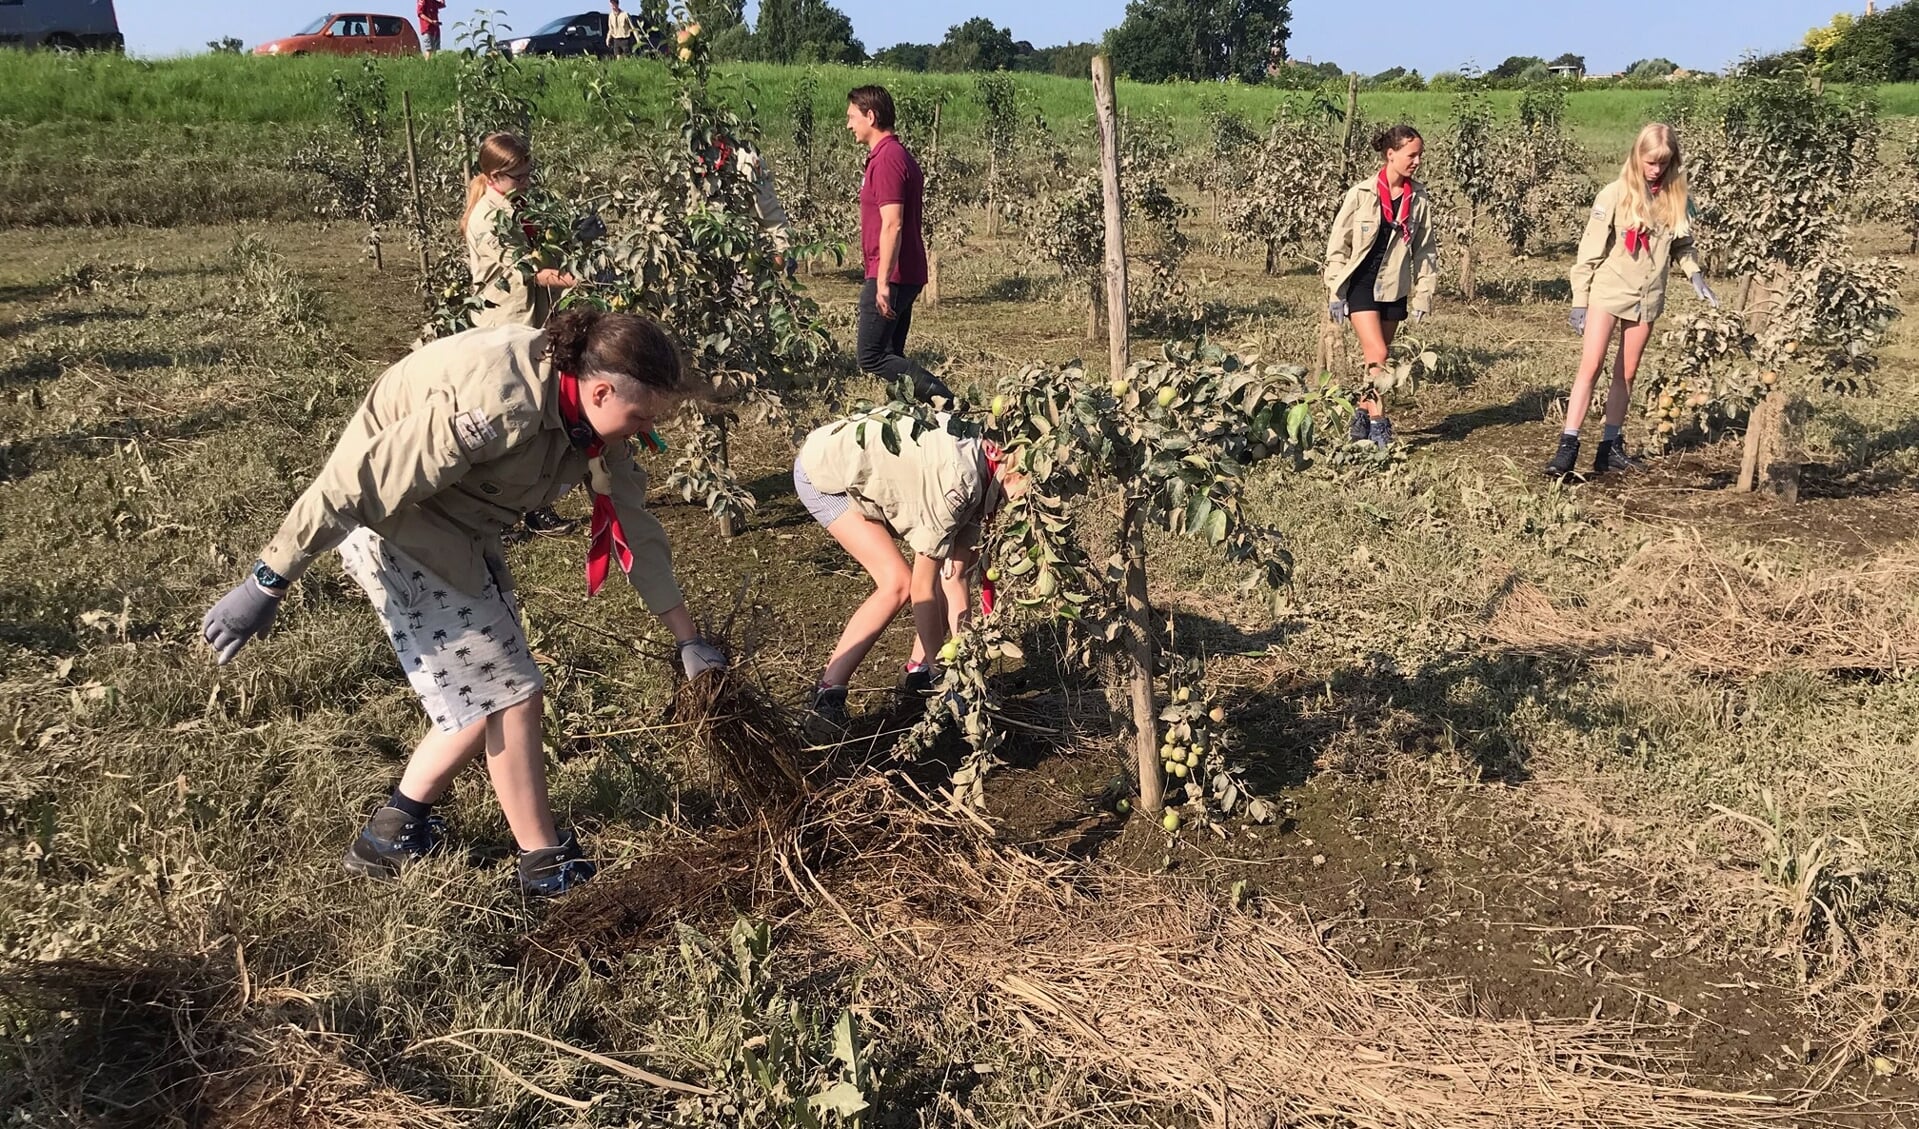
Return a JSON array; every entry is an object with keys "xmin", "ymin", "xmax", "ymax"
[
  {"xmin": 793, "ymin": 415, "xmax": 1026, "ymax": 727},
  {"xmin": 1324, "ymin": 124, "xmax": 1440, "ymax": 448},
  {"xmin": 200, "ymin": 311, "xmax": 727, "ymax": 897},
  {"xmin": 1548, "ymin": 122, "xmax": 1719, "ymax": 478},
  {"xmin": 462, "ymin": 132, "xmax": 580, "ymax": 535}
]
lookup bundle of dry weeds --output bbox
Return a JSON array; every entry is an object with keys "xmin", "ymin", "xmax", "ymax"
[
  {"xmin": 2, "ymin": 953, "xmax": 462, "ymax": 1128},
  {"xmin": 1483, "ymin": 534, "xmax": 1919, "ymax": 675},
  {"xmin": 671, "ymin": 664, "xmax": 808, "ymax": 811}
]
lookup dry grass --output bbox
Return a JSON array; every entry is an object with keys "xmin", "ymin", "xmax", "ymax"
[{"xmin": 1481, "ymin": 532, "xmax": 1919, "ymax": 676}]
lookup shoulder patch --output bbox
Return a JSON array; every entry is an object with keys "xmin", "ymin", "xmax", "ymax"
[{"xmin": 454, "ymin": 409, "xmax": 499, "ymax": 452}]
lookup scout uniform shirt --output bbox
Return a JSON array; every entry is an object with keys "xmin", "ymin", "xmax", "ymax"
[
  {"xmin": 1570, "ymin": 180, "xmax": 1703, "ymax": 324},
  {"xmin": 605, "ymin": 7, "xmax": 636, "ymax": 43},
  {"xmin": 260, "ymin": 324, "xmax": 683, "ymax": 611},
  {"xmin": 798, "ymin": 417, "xmax": 988, "ymax": 559},
  {"xmin": 1324, "ymin": 177, "xmax": 1440, "ymax": 316},
  {"xmin": 466, "ymin": 187, "xmax": 553, "ymax": 330}
]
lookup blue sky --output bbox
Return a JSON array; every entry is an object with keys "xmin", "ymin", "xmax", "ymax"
[{"xmin": 133, "ymin": 0, "xmax": 1842, "ymax": 74}]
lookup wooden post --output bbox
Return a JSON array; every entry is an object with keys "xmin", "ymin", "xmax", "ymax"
[
  {"xmin": 1320, "ymin": 74, "xmax": 1361, "ymax": 374},
  {"xmin": 455, "ymin": 99, "xmax": 472, "ymax": 180},
  {"xmin": 1092, "ymin": 55, "xmax": 1129, "ymax": 381},
  {"xmin": 1093, "ymin": 54, "xmax": 1162, "ymax": 817},
  {"xmin": 1736, "ymin": 270, "xmax": 1799, "ymax": 498},
  {"xmin": 926, "ymin": 100, "xmax": 942, "ymax": 309},
  {"xmin": 401, "ymin": 90, "xmax": 431, "ymax": 286}
]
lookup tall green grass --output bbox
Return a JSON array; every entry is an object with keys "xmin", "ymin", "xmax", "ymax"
[{"xmin": 10, "ymin": 51, "xmax": 1912, "ymax": 145}]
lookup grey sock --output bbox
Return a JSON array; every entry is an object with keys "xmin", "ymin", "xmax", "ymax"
[{"xmin": 1601, "ymin": 424, "xmax": 1622, "ymax": 443}]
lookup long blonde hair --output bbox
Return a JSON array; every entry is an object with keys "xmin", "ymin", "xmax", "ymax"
[
  {"xmin": 1615, "ymin": 123, "xmax": 1688, "ymax": 233},
  {"xmin": 459, "ymin": 132, "xmax": 533, "ymax": 236}
]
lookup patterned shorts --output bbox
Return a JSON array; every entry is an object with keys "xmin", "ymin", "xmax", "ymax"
[
  {"xmin": 792, "ymin": 456, "xmax": 852, "ymax": 528},
  {"xmin": 337, "ymin": 528, "xmax": 543, "ymax": 733}
]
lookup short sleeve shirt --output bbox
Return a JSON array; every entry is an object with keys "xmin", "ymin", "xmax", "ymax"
[{"xmin": 859, "ymin": 134, "xmax": 928, "ymax": 286}]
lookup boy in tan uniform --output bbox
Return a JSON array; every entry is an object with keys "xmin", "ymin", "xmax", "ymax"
[
  {"xmin": 1549, "ymin": 122, "xmax": 1718, "ymax": 478},
  {"xmin": 201, "ymin": 312, "xmax": 727, "ymax": 897},
  {"xmin": 604, "ymin": 0, "xmax": 637, "ymax": 57},
  {"xmin": 793, "ymin": 413, "xmax": 1025, "ymax": 726}
]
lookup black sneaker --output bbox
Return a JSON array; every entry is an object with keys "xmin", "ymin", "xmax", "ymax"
[
  {"xmin": 1545, "ymin": 434, "xmax": 1581, "ymax": 479},
  {"xmin": 521, "ymin": 506, "xmax": 579, "ymax": 538},
  {"xmin": 1591, "ymin": 436, "xmax": 1645, "ymax": 475},
  {"xmin": 1366, "ymin": 417, "xmax": 1395, "ymax": 448},
  {"xmin": 812, "ymin": 685, "xmax": 850, "ymax": 727},
  {"xmin": 1348, "ymin": 410, "xmax": 1372, "ymax": 442},
  {"xmin": 342, "ymin": 806, "xmax": 446, "ymax": 879},
  {"xmin": 517, "ymin": 830, "xmax": 597, "ymax": 897}
]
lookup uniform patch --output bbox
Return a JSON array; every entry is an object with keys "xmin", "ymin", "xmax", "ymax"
[
  {"xmin": 946, "ymin": 486, "xmax": 968, "ymax": 514},
  {"xmin": 454, "ymin": 410, "xmax": 498, "ymax": 452}
]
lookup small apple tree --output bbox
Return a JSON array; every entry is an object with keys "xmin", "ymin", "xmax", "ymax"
[
  {"xmin": 1678, "ymin": 73, "xmax": 1896, "ymax": 494},
  {"xmin": 892, "ymin": 346, "xmax": 1344, "ymax": 815}
]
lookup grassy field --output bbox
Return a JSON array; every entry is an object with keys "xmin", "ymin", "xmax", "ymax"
[{"xmin": 6, "ymin": 52, "xmax": 1919, "ymax": 1129}]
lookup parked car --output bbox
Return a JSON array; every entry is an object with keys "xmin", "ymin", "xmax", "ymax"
[
  {"xmin": 253, "ymin": 13, "xmax": 420, "ymax": 56},
  {"xmin": 506, "ymin": 11, "xmax": 610, "ymax": 57},
  {"xmin": 0, "ymin": 0, "xmax": 123, "ymax": 51}
]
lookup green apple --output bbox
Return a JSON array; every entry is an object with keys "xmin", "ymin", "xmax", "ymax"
[
  {"xmin": 1162, "ymin": 809, "xmax": 1182, "ymax": 832},
  {"xmin": 1157, "ymin": 387, "xmax": 1176, "ymax": 408}
]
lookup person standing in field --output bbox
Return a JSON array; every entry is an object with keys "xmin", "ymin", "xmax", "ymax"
[
  {"xmin": 463, "ymin": 132, "xmax": 581, "ymax": 537},
  {"xmin": 604, "ymin": 0, "xmax": 637, "ymax": 58},
  {"xmin": 1548, "ymin": 122, "xmax": 1718, "ymax": 478},
  {"xmin": 845, "ymin": 85, "xmax": 955, "ymax": 408},
  {"xmin": 795, "ymin": 414, "xmax": 1026, "ymax": 728},
  {"xmin": 1324, "ymin": 125, "xmax": 1439, "ymax": 448},
  {"xmin": 200, "ymin": 312, "xmax": 729, "ymax": 897},
  {"xmin": 416, "ymin": 0, "xmax": 442, "ymax": 55}
]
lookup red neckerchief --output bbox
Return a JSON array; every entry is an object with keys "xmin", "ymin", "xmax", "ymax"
[
  {"xmin": 1376, "ymin": 168, "xmax": 1412, "ymax": 245},
  {"xmin": 556, "ymin": 371, "xmax": 632, "ymax": 596},
  {"xmin": 1624, "ymin": 181, "xmax": 1660, "ymax": 257},
  {"xmin": 980, "ymin": 439, "xmax": 1004, "ymax": 617}
]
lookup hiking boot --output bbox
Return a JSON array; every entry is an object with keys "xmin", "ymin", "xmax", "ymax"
[
  {"xmin": 804, "ymin": 685, "xmax": 850, "ymax": 743},
  {"xmin": 1347, "ymin": 410, "xmax": 1372, "ymax": 442},
  {"xmin": 517, "ymin": 830, "xmax": 597, "ymax": 897},
  {"xmin": 1366, "ymin": 416, "xmax": 1396, "ymax": 448},
  {"xmin": 521, "ymin": 506, "xmax": 579, "ymax": 538},
  {"xmin": 341, "ymin": 806, "xmax": 446, "ymax": 879},
  {"xmin": 898, "ymin": 667, "xmax": 935, "ymax": 699},
  {"xmin": 1591, "ymin": 435, "xmax": 1645, "ymax": 475},
  {"xmin": 1544, "ymin": 434, "xmax": 1581, "ymax": 480},
  {"xmin": 911, "ymin": 370, "xmax": 956, "ymax": 408}
]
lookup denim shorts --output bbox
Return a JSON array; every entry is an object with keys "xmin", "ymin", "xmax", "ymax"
[{"xmin": 792, "ymin": 457, "xmax": 851, "ymax": 528}]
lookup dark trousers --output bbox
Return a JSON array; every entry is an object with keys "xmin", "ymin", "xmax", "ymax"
[{"xmin": 856, "ymin": 278, "xmax": 951, "ymax": 404}]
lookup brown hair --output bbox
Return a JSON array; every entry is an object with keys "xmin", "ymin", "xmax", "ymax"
[
  {"xmin": 460, "ymin": 132, "xmax": 533, "ymax": 237},
  {"xmin": 1372, "ymin": 123, "xmax": 1422, "ymax": 156},
  {"xmin": 846, "ymin": 85, "xmax": 896, "ymax": 131},
  {"xmin": 545, "ymin": 308, "xmax": 686, "ymax": 398}
]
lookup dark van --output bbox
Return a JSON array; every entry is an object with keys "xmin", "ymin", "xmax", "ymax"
[{"xmin": 0, "ymin": 0, "xmax": 124, "ymax": 50}]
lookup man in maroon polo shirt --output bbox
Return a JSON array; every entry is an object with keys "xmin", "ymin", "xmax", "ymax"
[{"xmin": 846, "ymin": 85, "xmax": 953, "ymax": 407}]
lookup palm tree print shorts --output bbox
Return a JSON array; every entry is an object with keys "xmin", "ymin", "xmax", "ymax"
[{"xmin": 337, "ymin": 527, "xmax": 542, "ymax": 733}]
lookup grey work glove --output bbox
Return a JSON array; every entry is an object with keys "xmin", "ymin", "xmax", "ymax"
[
  {"xmin": 1568, "ymin": 307, "xmax": 1587, "ymax": 335},
  {"xmin": 679, "ymin": 638, "xmax": 727, "ymax": 679},
  {"xmin": 201, "ymin": 576, "xmax": 282, "ymax": 665},
  {"xmin": 1328, "ymin": 297, "xmax": 1348, "ymax": 322},
  {"xmin": 1690, "ymin": 272, "xmax": 1719, "ymax": 307},
  {"xmin": 571, "ymin": 211, "xmax": 607, "ymax": 244}
]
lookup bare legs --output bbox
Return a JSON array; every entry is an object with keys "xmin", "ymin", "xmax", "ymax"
[
  {"xmin": 1348, "ymin": 311, "xmax": 1401, "ymax": 418},
  {"xmin": 395, "ymin": 693, "xmax": 556, "ymax": 851},
  {"xmin": 1563, "ymin": 310, "xmax": 1653, "ymax": 433}
]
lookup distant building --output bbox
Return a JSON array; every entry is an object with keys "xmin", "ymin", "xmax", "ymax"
[{"xmin": 1547, "ymin": 62, "xmax": 1584, "ymax": 78}]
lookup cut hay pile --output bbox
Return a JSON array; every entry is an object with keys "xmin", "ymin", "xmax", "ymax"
[
  {"xmin": 3, "ymin": 954, "xmax": 463, "ymax": 1129},
  {"xmin": 1483, "ymin": 534, "xmax": 1919, "ymax": 675},
  {"xmin": 539, "ymin": 765, "xmax": 1784, "ymax": 1128}
]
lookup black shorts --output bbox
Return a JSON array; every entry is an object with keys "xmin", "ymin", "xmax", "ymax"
[{"xmin": 1345, "ymin": 289, "xmax": 1407, "ymax": 321}]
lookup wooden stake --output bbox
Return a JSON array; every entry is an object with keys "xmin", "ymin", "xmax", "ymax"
[
  {"xmin": 1093, "ymin": 54, "xmax": 1161, "ymax": 817},
  {"xmin": 1092, "ymin": 55, "xmax": 1129, "ymax": 380},
  {"xmin": 402, "ymin": 89, "xmax": 431, "ymax": 286},
  {"xmin": 926, "ymin": 100, "xmax": 942, "ymax": 309}
]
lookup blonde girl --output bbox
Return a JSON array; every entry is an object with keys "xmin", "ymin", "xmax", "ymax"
[
  {"xmin": 462, "ymin": 132, "xmax": 582, "ymax": 535},
  {"xmin": 461, "ymin": 132, "xmax": 576, "ymax": 330},
  {"xmin": 1324, "ymin": 124, "xmax": 1440, "ymax": 448},
  {"xmin": 1549, "ymin": 122, "xmax": 1718, "ymax": 478}
]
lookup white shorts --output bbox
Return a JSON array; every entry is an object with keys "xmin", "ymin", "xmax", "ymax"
[{"xmin": 337, "ymin": 528, "xmax": 542, "ymax": 733}]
